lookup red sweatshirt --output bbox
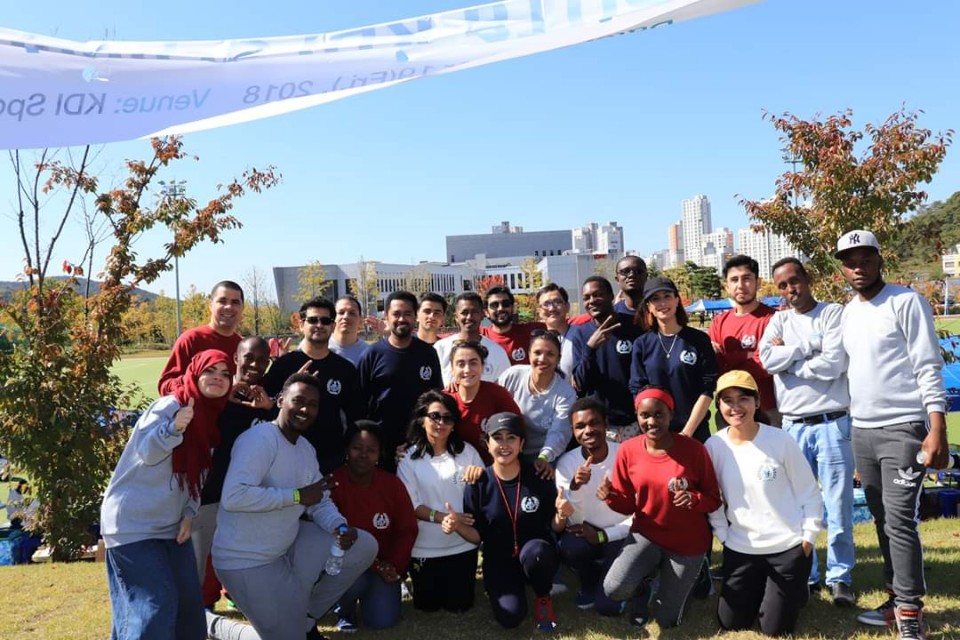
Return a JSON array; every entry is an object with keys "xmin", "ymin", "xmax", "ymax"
[
  {"xmin": 604, "ymin": 434, "xmax": 721, "ymax": 556},
  {"xmin": 444, "ymin": 382, "xmax": 522, "ymax": 464},
  {"xmin": 158, "ymin": 325, "xmax": 242, "ymax": 395},
  {"xmin": 707, "ymin": 305, "xmax": 776, "ymax": 410},
  {"xmin": 329, "ymin": 468, "xmax": 418, "ymax": 574},
  {"xmin": 480, "ymin": 322, "xmax": 545, "ymax": 365}
]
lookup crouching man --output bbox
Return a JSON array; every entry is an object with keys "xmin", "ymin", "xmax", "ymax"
[{"xmin": 208, "ymin": 373, "xmax": 378, "ymax": 640}]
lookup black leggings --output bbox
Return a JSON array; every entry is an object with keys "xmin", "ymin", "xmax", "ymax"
[
  {"xmin": 482, "ymin": 539, "xmax": 558, "ymax": 628},
  {"xmin": 408, "ymin": 548, "xmax": 479, "ymax": 613},
  {"xmin": 717, "ymin": 543, "xmax": 812, "ymax": 637}
]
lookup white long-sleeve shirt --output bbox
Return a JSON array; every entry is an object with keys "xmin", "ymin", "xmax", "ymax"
[
  {"xmin": 841, "ymin": 283, "xmax": 946, "ymax": 427},
  {"xmin": 397, "ymin": 442, "xmax": 483, "ymax": 558},
  {"xmin": 213, "ymin": 422, "xmax": 347, "ymax": 571},
  {"xmin": 705, "ymin": 425, "xmax": 822, "ymax": 555},
  {"xmin": 554, "ymin": 443, "xmax": 632, "ymax": 541},
  {"xmin": 759, "ymin": 301, "xmax": 849, "ymax": 419},
  {"xmin": 434, "ymin": 334, "xmax": 511, "ymax": 386}
]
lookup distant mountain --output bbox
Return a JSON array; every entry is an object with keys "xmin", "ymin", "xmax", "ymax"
[
  {"xmin": 0, "ymin": 277, "xmax": 160, "ymax": 302},
  {"xmin": 893, "ymin": 190, "xmax": 960, "ymax": 274}
]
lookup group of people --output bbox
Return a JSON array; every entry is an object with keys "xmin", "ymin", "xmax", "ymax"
[{"xmin": 98, "ymin": 229, "xmax": 950, "ymax": 640}]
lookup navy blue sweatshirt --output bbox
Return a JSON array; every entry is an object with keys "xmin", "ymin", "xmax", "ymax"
[
  {"xmin": 262, "ymin": 350, "xmax": 362, "ymax": 473},
  {"xmin": 628, "ymin": 326, "xmax": 718, "ymax": 443},
  {"xmin": 570, "ymin": 313, "xmax": 644, "ymax": 426}
]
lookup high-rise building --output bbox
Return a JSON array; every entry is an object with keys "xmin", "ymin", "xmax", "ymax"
[
  {"xmin": 572, "ymin": 223, "xmax": 596, "ymax": 253},
  {"xmin": 701, "ymin": 227, "xmax": 735, "ymax": 274},
  {"xmin": 596, "ymin": 221, "xmax": 624, "ymax": 254},
  {"xmin": 681, "ymin": 195, "xmax": 712, "ymax": 266},
  {"xmin": 737, "ymin": 226, "xmax": 802, "ymax": 279}
]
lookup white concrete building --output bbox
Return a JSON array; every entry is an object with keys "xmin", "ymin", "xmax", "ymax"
[
  {"xmin": 737, "ymin": 227, "xmax": 802, "ymax": 279},
  {"xmin": 681, "ymin": 195, "xmax": 712, "ymax": 266}
]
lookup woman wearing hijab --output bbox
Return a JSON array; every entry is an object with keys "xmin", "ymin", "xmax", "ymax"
[{"xmin": 101, "ymin": 349, "xmax": 232, "ymax": 640}]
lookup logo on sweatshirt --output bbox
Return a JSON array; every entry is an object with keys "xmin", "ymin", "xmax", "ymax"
[
  {"xmin": 680, "ymin": 350, "xmax": 697, "ymax": 365},
  {"xmin": 511, "ymin": 347, "xmax": 526, "ymax": 362},
  {"xmin": 758, "ymin": 463, "xmax": 778, "ymax": 482},
  {"xmin": 616, "ymin": 340, "xmax": 632, "ymax": 355},
  {"xmin": 419, "ymin": 366, "xmax": 433, "ymax": 381},
  {"xmin": 740, "ymin": 335, "xmax": 757, "ymax": 349},
  {"xmin": 521, "ymin": 496, "xmax": 540, "ymax": 513},
  {"xmin": 668, "ymin": 477, "xmax": 689, "ymax": 493},
  {"xmin": 893, "ymin": 466, "xmax": 921, "ymax": 488},
  {"xmin": 372, "ymin": 512, "xmax": 391, "ymax": 529},
  {"xmin": 326, "ymin": 379, "xmax": 341, "ymax": 396}
]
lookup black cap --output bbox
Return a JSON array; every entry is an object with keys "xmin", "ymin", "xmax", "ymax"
[
  {"xmin": 642, "ymin": 276, "xmax": 679, "ymax": 302},
  {"xmin": 482, "ymin": 412, "xmax": 525, "ymax": 437}
]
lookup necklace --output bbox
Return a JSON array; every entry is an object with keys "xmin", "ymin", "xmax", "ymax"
[
  {"xmin": 528, "ymin": 371, "xmax": 553, "ymax": 395},
  {"xmin": 657, "ymin": 331, "xmax": 679, "ymax": 358}
]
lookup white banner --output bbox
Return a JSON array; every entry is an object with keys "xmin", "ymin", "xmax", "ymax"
[{"xmin": 0, "ymin": 0, "xmax": 758, "ymax": 150}]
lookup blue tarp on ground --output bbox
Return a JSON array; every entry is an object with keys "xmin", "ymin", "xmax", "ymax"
[
  {"xmin": 940, "ymin": 336, "xmax": 960, "ymax": 412},
  {"xmin": 685, "ymin": 296, "xmax": 784, "ymax": 313}
]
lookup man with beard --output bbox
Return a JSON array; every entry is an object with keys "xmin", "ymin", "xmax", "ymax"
[
  {"xmin": 416, "ymin": 292, "xmax": 448, "ymax": 346},
  {"xmin": 480, "ymin": 285, "xmax": 546, "ymax": 365},
  {"xmin": 759, "ymin": 258, "xmax": 855, "ymax": 606},
  {"xmin": 836, "ymin": 230, "xmax": 948, "ymax": 640},
  {"xmin": 262, "ymin": 297, "xmax": 363, "ymax": 474},
  {"xmin": 194, "ymin": 337, "xmax": 274, "ymax": 606},
  {"xmin": 358, "ymin": 291, "xmax": 443, "ymax": 472},
  {"xmin": 330, "ymin": 296, "xmax": 370, "ymax": 367},
  {"xmin": 569, "ymin": 276, "xmax": 643, "ymax": 441},
  {"xmin": 159, "ymin": 281, "xmax": 245, "ymax": 394},
  {"xmin": 708, "ymin": 255, "xmax": 778, "ymax": 425},
  {"xmin": 209, "ymin": 373, "xmax": 377, "ymax": 640},
  {"xmin": 553, "ymin": 398, "xmax": 631, "ymax": 616},
  {"xmin": 434, "ymin": 292, "xmax": 511, "ymax": 386}
]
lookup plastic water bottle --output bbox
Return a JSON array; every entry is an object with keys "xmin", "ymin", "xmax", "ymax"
[
  {"xmin": 916, "ymin": 450, "xmax": 959, "ymax": 470},
  {"xmin": 324, "ymin": 541, "xmax": 344, "ymax": 576}
]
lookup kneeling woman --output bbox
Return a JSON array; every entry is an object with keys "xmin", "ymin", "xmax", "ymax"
[
  {"xmin": 460, "ymin": 412, "xmax": 561, "ymax": 632},
  {"xmin": 705, "ymin": 370, "xmax": 822, "ymax": 637},
  {"xmin": 599, "ymin": 387, "xmax": 721, "ymax": 629},
  {"xmin": 101, "ymin": 349, "xmax": 232, "ymax": 640},
  {"xmin": 330, "ymin": 421, "xmax": 418, "ymax": 630}
]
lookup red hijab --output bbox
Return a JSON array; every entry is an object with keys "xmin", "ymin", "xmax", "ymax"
[{"xmin": 167, "ymin": 349, "xmax": 232, "ymax": 499}]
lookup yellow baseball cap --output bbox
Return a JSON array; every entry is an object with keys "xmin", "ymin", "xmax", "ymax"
[{"xmin": 715, "ymin": 370, "xmax": 759, "ymax": 395}]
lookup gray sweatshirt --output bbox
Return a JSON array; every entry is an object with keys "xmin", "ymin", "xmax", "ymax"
[
  {"xmin": 759, "ymin": 302, "xmax": 850, "ymax": 419},
  {"xmin": 100, "ymin": 396, "xmax": 198, "ymax": 549},
  {"xmin": 212, "ymin": 422, "xmax": 347, "ymax": 571},
  {"xmin": 498, "ymin": 365, "xmax": 576, "ymax": 462},
  {"xmin": 841, "ymin": 284, "xmax": 947, "ymax": 428}
]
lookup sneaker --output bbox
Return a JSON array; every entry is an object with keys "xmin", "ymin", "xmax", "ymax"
[
  {"xmin": 534, "ymin": 596, "xmax": 558, "ymax": 632},
  {"xmin": 895, "ymin": 606, "xmax": 926, "ymax": 640},
  {"xmin": 856, "ymin": 590, "xmax": 896, "ymax": 627},
  {"xmin": 831, "ymin": 582, "xmax": 855, "ymax": 607},
  {"xmin": 550, "ymin": 580, "xmax": 568, "ymax": 596},
  {"xmin": 575, "ymin": 590, "xmax": 595, "ymax": 610},
  {"xmin": 335, "ymin": 617, "xmax": 358, "ymax": 633},
  {"xmin": 628, "ymin": 582, "xmax": 651, "ymax": 628}
]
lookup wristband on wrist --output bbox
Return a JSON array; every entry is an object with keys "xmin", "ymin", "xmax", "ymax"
[
  {"xmin": 293, "ymin": 488, "xmax": 301, "ymax": 504},
  {"xmin": 596, "ymin": 529, "xmax": 606, "ymax": 544},
  {"xmin": 429, "ymin": 509, "xmax": 437, "ymax": 523},
  {"xmin": 537, "ymin": 453, "xmax": 549, "ymax": 463}
]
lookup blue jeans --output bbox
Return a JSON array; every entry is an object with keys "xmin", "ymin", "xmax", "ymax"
[
  {"xmin": 783, "ymin": 414, "xmax": 855, "ymax": 587},
  {"xmin": 557, "ymin": 531, "xmax": 625, "ymax": 616},
  {"xmin": 336, "ymin": 569, "xmax": 401, "ymax": 629},
  {"xmin": 106, "ymin": 538, "xmax": 206, "ymax": 640}
]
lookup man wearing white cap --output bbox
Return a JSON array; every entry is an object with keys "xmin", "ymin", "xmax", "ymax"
[{"xmin": 835, "ymin": 229, "xmax": 949, "ymax": 640}]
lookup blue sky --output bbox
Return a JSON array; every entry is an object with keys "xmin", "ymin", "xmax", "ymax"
[{"xmin": 3, "ymin": 0, "xmax": 959, "ymax": 299}]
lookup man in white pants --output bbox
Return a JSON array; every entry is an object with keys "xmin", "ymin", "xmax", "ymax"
[{"xmin": 209, "ymin": 373, "xmax": 377, "ymax": 640}]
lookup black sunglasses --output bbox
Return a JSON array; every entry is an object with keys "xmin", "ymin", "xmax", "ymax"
[
  {"xmin": 304, "ymin": 316, "xmax": 334, "ymax": 326},
  {"xmin": 426, "ymin": 411, "xmax": 457, "ymax": 425},
  {"xmin": 487, "ymin": 300, "xmax": 513, "ymax": 309}
]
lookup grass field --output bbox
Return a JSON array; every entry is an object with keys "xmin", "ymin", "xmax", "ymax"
[{"xmin": 2, "ymin": 519, "xmax": 958, "ymax": 640}]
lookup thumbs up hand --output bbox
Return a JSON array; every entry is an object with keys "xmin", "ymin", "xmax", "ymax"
[
  {"xmin": 174, "ymin": 398, "xmax": 195, "ymax": 434},
  {"xmin": 596, "ymin": 474, "xmax": 613, "ymax": 501},
  {"xmin": 441, "ymin": 501, "xmax": 474, "ymax": 534},
  {"xmin": 571, "ymin": 455, "xmax": 593, "ymax": 490},
  {"xmin": 555, "ymin": 486, "xmax": 574, "ymax": 520}
]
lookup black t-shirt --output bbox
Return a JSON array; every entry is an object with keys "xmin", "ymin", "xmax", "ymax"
[
  {"xmin": 463, "ymin": 464, "xmax": 557, "ymax": 562},
  {"xmin": 262, "ymin": 349, "xmax": 362, "ymax": 473},
  {"xmin": 201, "ymin": 402, "xmax": 270, "ymax": 505}
]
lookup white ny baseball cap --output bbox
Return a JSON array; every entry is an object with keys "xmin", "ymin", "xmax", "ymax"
[{"xmin": 835, "ymin": 229, "xmax": 881, "ymax": 259}]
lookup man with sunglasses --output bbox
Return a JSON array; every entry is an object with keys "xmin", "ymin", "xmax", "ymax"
[
  {"xmin": 262, "ymin": 296, "xmax": 362, "ymax": 474},
  {"xmin": 613, "ymin": 255, "xmax": 649, "ymax": 316},
  {"xmin": 481, "ymin": 285, "xmax": 546, "ymax": 365},
  {"xmin": 435, "ymin": 292, "xmax": 512, "ymax": 386}
]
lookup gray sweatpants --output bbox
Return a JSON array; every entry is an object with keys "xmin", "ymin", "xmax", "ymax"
[
  {"xmin": 853, "ymin": 422, "xmax": 927, "ymax": 608},
  {"xmin": 211, "ymin": 522, "xmax": 378, "ymax": 640},
  {"xmin": 603, "ymin": 531, "xmax": 702, "ymax": 628},
  {"xmin": 190, "ymin": 502, "xmax": 219, "ymax": 583}
]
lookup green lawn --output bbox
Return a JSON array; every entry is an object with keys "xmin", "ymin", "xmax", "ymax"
[
  {"xmin": 111, "ymin": 354, "xmax": 166, "ymax": 407},
  {"xmin": 936, "ymin": 316, "xmax": 960, "ymax": 336},
  {"xmin": 2, "ymin": 519, "xmax": 958, "ymax": 640}
]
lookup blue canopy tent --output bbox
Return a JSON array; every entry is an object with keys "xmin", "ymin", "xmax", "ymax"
[
  {"xmin": 940, "ymin": 337, "xmax": 960, "ymax": 412},
  {"xmin": 685, "ymin": 296, "xmax": 784, "ymax": 313}
]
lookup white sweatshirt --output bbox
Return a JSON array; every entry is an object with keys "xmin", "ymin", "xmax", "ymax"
[
  {"xmin": 841, "ymin": 283, "xmax": 946, "ymax": 427},
  {"xmin": 554, "ymin": 443, "xmax": 632, "ymax": 541},
  {"xmin": 706, "ymin": 425, "xmax": 822, "ymax": 555}
]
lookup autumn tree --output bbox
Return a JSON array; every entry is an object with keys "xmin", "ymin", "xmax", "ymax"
[
  {"xmin": 515, "ymin": 258, "xmax": 545, "ymax": 321},
  {"xmin": 400, "ymin": 264, "xmax": 434, "ymax": 297},
  {"xmin": 0, "ymin": 137, "xmax": 279, "ymax": 559},
  {"xmin": 475, "ymin": 274, "xmax": 505, "ymax": 299},
  {"xmin": 349, "ymin": 259, "xmax": 381, "ymax": 315},
  {"xmin": 741, "ymin": 108, "xmax": 952, "ymax": 297},
  {"xmin": 242, "ymin": 266, "xmax": 272, "ymax": 335},
  {"xmin": 687, "ymin": 263, "xmax": 722, "ymax": 300},
  {"xmin": 297, "ymin": 261, "xmax": 332, "ymax": 303}
]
